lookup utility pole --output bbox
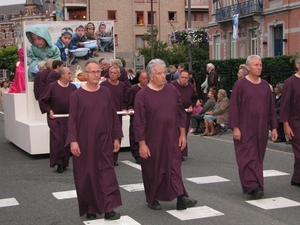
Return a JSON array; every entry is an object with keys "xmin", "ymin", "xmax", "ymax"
[
  {"xmin": 150, "ymin": 0, "xmax": 154, "ymax": 59},
  {"xmin": 188, "ymin": 0, "xmax": 192, "ymax": 70}
]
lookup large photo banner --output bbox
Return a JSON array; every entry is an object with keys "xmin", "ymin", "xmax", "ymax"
[{"xmin": 23, "ymin": 20, "xmax": 114, "ymax": 82}]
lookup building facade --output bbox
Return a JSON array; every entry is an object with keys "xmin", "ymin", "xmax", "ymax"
[{"xmin": 207, "ymin": 0, "xmax": 300, "ymax": 60}]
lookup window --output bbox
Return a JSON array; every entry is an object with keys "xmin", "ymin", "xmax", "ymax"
[
  {"xmin": 114, "ymin": 34, "xmax": 118, "ymax": 46},
  {"xmin": 229, "ymin": 33, "xmax": 237, "ymax": 58},
  {"xmin": 10, "ymin": 30, "xmax": 14, "ymax": 39},
  {"xmin": 107, "ymin": 10, "xmax": 116, "ymax": 21},
  {"xmin": 2, "ymin": 30, "xmax": 6, "ymax": 39},
  {"xmin": 168, "ymin": 12, "xmax": 177, "ymax": 22},
  {"xmin": 134, "ymin": 0, "xmax": 144, "ymax": 2},
  {"xmin": 249, "ymin": 29, "xmax": 257, "ymax": 55},
  {"xmin": 136, "ymin": 11, "xmax": 144, "ymax": 25},
  {"xmin": 135, "ymin": 35, "xmax": 145, "ymax": 49},
  {"xmin": 214, "ymin": 35, "xmax": 221, "ymax": 60},
  {"xmin": 147, "ymin": 11, "xmax": 156, "ymax": 25}
]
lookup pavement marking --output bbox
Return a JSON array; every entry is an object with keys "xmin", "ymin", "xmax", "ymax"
[
  {"xmin": 263, "ymin": 169, "xmax": 290, "ymax": 177},
  {"xmin": 186, "ymin": 175, "xmax": 230, "ymax": 184},
  {"xmin": 0, "ymin": 198, "xmax": 19, "ymax": 208},
  {"xmin": 121, "ymin": 160, "xmax": 141, "ymax": 170},
  {"xmin": 167, "ymin": 206, "xmax": 224, "ymax": 221},
  {"xmin": 120, "ymin": 183, "xmax": 144, "ymax": 192},
  {"xmin": 246, "ymin": 197, "xmax": 300, "ymax": 210},
  {"xmin": 52, "ymin": 190, "xmax": 77, "ymax": 200},
  {"xmin": 83, "ymin": 215, "xmax": 141, "ymax": 224},
  {"xmin": 0, "ymin": 111, "xmax": 3, "ymax": 115}
]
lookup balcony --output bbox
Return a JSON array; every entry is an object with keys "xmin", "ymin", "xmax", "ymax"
[
  {"xmin": 215, "ymin": 0, "xmax": 263, "ymax": 22},
  {"xmin": 186, "ymin": 21, "xmax": 208, "ymax": 29},
  {"xmin": 64, "ymin": 0, "xmax": 87, "ymax": 8}
]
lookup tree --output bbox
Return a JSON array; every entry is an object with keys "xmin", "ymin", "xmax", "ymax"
[{"xmin": 0, "ymin": 45, "xmax": 19, "ymax": 73}]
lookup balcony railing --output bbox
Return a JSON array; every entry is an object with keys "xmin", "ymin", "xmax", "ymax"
[
  {"xmin": 65, "ymin": 0, "xmax": 87, "ymax": 3},
  {"xmin": 216, "ymin": 0, "xmax": 263, "ymax": 22},
  {"xmin": 185, "ymin": 0, "xmax": 208, "ymax": 6}
]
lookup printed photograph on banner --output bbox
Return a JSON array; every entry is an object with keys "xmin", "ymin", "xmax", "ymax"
[{"xmin": 23, "ymin": 20, "xmax": 115, "ymax": 81}]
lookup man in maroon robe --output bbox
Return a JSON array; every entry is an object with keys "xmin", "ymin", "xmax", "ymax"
[
  {"xmin": 67, "ymin": 60, "xmax": 122, "ymax": 220},
  {"xmin": 171, "ymin": 70, "xmax": 197, "ymax": 160},
  {"xmin": 100, "ymin": 58, "xmax": 111, "ymax": 78},
  {"xmin": 101, "ymin": 66, "xmax": 128, "ymax": 166},
  {"xmin": 280, "ymin": 53, "xmax": 300, "ymax": 186},
  {"xmin": 34, "ymin": 59, "xmax": 53, "ymax": 101},
  {"xmin": 39, "ymin": 67, "xmax": 76, "ymax": 173},
  {"xmin": 46, "ymin": 60, "xmax": 64, "ymax": 85},
  {"xmin": 134, "ymin": 59, "xmax": 197, "ymax": 210},
  {"xmin": 228, "ymin": 55, "xmax": 277, "ymax": 199},
  {"xmin": 127, "ymin": 71, "xmax": 148, "ymax": 164}
]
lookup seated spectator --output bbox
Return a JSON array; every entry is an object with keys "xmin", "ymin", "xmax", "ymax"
[
  {"xmin": 190, "ymin": 90, "xmax": 216, "ymax": 135},
  {"xmin": 201, "ymin": 89, "xmax": 229, "ymax": 136},
  {"xmin": 127, "ymin": 69, "xmax": 138, "ymax": 85},
  {"xmin": 273, "ymin": 82, "xmax": 286, "ymax": 143},
  {"xmin": 189, "ymin": 99, "xmax": 203, "ymax": 133}
]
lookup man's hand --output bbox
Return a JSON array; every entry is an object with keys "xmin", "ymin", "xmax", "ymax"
[
  {"xmin": 233, "ymin": 127, "xmax": 241, "ymax": 140},
  {"xmin": 271, "ymin": 129, "xmax": 278, "ymax": 142},
  {"xmin": 49, "ymin": 110, "xmax": 55, "ymax": 119},
  {"xmin": 178, "ymin": 134, "xmax": 187, "ymax": 151},
  {"xmin": 113, "ymin": 139, "xmax": 120, "ymax": 153},
  {"xmin": 284, "ymin": 122, "xmax": 294, "ymax": 140},
  {"xmin": 139, "ymin": 141, "xmax": 151, "ymax": 159},
  {"xmin": 70, "ymin": 142, "xmax": 81, "ymax": 157}
]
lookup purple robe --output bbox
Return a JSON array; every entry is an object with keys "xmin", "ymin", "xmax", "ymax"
[
  {"xmin": 119, "ymin": 67, "xmax": 132, "ymax": 89},
  {"xmin": 101, "ymin": 80, "xmax": 128, "ymax": 163},
  {"xmin": 66, "ymin": 86, "xmax": 123, "ymax": 216},
  {"xmin": 228, "ymin": 78, "xmax": 277, "ymax": 193},
  {"xmin": 134, "ymin": 84, "xmax": 188, "ymax": 205},
  {"xmin": 37, "ymin": 68, "xmax": 51, "ymax": 100},
  {"xmin": 280, "ymin": 75, "xmax": 300, "ymax": 183},
  {"xmin": 47, "ymin": 70, "xmax": 58, "ymax": 85},
  {"xmin": 170, "ymin": 81, "xmax": 197, "ymax": 156},
  {"xmin": 101, "ymin": 68, "xmax": 109, "ymax": 78},
  {"xmin": 127, "ymin": 84, "xmax": 142, "ymax": 158},
  {"xmin": 34, "ymin": 71, "xmax": 42, "ymax": 100},
  {"xmin": 39, "ymin": 81, "xmax": 76, "ymax": 168}
]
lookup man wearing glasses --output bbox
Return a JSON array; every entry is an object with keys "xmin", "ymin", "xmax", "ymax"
[{"xmin": 67, "ymin": 60, "xmax": 122, "ymax": 220}]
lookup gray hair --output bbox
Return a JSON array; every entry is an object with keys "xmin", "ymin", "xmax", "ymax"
[
  {"xmin": 218, "ymin": 89, "xmax": 227, "ymax": 97},
  {"xmin": 101, "ymin": 58, "xmax": 112, "ymax": 66},
  {"xmin": 207, "ymin": 63, "xmax": 215, "ymax": 70},
  {"xmin": 246, "ymin": 55, "xmax": 261, "ymax": 65},
  {"xmin": 146, "ymin": 59, "xmax": 166, "ymax": 78},
  {"xmin": 111, "ymin": 59, "xmax": 123, "ymax": 68},
  {"xmin": 109, "ymin": 65, "xmax": 120, "ymax": 74},
  {"xmin": 45, "ymin": 59, "xmax": 54, "ymax": 70},
  {"xmin": 276, "ymin": 82, "xmax": 284, "ymax": 91},
  {"xmin": 84, "ymin": 60, "xmax": 100, "ymax": 72},
  {"xmin": 37, "ymin": 60, "xmax": 46, "ymax": 71},
  {"xmin": 57, "ymin": 67, "xmax": 67, "ymax": 79},
  {"xmin": 239, "ymin": 68, "xmax": 248, "ymax": 76}
]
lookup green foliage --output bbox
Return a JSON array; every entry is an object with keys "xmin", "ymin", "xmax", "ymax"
[
  {"xmin": 116, "ymin": 56, "xmax": 126, "ymax": 67},
  {"xmin": 0, "ymin": 46, "xmax": 18, "ymax": 73}
]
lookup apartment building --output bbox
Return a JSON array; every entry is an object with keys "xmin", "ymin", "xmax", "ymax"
[{"xmin": 207, "ymin": 0, "xmax": 300, "ymax": 60}]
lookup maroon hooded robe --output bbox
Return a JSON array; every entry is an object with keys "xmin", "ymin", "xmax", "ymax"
[
  {"xmin": 66, "ymin": 86, "xmax": 123, "ymax": 216},
  {"xmin": 39, "ymin": 81, "xmax": 77, "ymax": 168},
  {"xmin": 228, "ymin": 78, "xmax": 277, "ymax": 193},
  {"xmin": 280, "ymin": 74, "xmax": 300, "ymax": 183},
  {"xmin": 134, "ymin": 84, "xmax": 188, "ymax": 205}
]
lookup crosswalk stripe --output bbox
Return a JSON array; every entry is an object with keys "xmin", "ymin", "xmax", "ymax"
[
  {"xmin": 0, "ymin": 198, "xmax": 19, "ymax": 208},
  {"xmin": 52, "ymin": 190, "xmax": 77, "ymax": 200}
]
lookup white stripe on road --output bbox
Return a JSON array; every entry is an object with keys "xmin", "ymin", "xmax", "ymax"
[
  {"xmin": 121, "ymin": 160, "xmax": 141, "ymax": 170},
  {"xmin": 52, "ymin": 190, "xmax": 77, "ymax": 200},
  {"xmin": 0, "ymin": 198, "xmax": 19, "ymax": 208}
]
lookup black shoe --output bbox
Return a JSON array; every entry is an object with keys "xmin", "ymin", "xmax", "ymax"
[
  {"xmin": 286, "ymin": 141, "xmax": 291, "ymax": 145},
  {"xmin": 250, "ymin": 187, "xmax": 264, "ymax": 199},
  {"xmin": 86, "ymin": 213, "xmax": 96, "ymax": 219},
  {"xmin": 135, "ymin": 157, "xmax": 141, "ymax": 165},
  {"xmin": 182, "ymin": 157, "xmax": 185, "ymax": 161},
  {"xmin": 104, "ymin": 211, "xmax": 120, "ymax": 220},
  {"xmin": 291, "ymin": 181, "xmax": 300, "ymax": 187},
  {"xmin": 176, "ymin": 196, "xmax": 197, "ymax": 210},
  {"xmin": 57, "ymin": 164, "xmax": 63, "ymax": 173},
  {"xmin": 274, "ymin": 138, "xmax": 286, "ymax": 143},
  {"xmin": 148, "ymin": 200, "xmax": 162, "ymax": 210},
  {"xmin": 193, "ymin": 128, "xmax": 203, "ymax": 135},
  {"xmin": 63, "ymin": 166, "xmax": 67, "ymax": 171},
  {"xmin": 114, "ymin": 162, "xmax": 119, "ymax": 166}
]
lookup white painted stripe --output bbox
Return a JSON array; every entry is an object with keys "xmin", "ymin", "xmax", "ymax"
[
  {"xmin": 0, "ymin": 198, "xmax": 19, "ymax": 208},
  {"xmin": 120, "ymin": 183, "xmax": 144, "ymax": 192},
  {"xmin": 121, "ymin": 160, "xmax": 141, "ymax": 170},
  {"xmin": 83, "ymin": 215, "xmax": 141, "ymax": 225},
  {"xmin": 0, "ymin": 111, "xmax": 4, "ymax": 115},
  {"xmin": 263, "ymin": 169, "xmax": 289, "ymax": 177},
  {"xmin": 186, "ymin": 175, "xmax": 230, "ymax": 184},
  {"xmin": 167, "ymin": 206, "xmax": 224, "ymax": 221},
  {"xmin": 52, "ymin": 190, "xmax": 77, "ymax": 200},
  {"xmin": 246, "ymin": 197, "xmax": 300, "ymax": 210}
]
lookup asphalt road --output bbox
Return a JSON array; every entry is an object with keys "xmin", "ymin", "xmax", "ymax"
[{"xmin": 0, "ymin": 113, "xmax": 299, "ymax": 225}]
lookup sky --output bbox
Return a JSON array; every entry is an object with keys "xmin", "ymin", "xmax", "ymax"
[{"xmin": 0, "ymin": 0, "xmax": 25, "ymax": 6}]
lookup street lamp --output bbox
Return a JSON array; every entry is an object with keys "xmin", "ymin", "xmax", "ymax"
[{"xmin": 188, "ymin": 0, "xmax": 192, "ymax": 70}]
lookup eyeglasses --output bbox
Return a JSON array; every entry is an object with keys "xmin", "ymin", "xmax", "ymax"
[
  {"xmin": 62, "ymin": 27, "xmax": 73, "ymax": 32},
  {"xmin": 85, "ymin": 71, "xmax": 101, "ymax": 75}
]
